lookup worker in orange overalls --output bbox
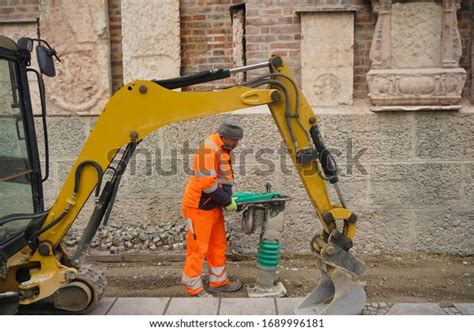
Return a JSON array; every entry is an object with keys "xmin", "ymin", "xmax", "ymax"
[{"xmin": 181, "ymin": 117, "xmax": 243, "ymax": 297}]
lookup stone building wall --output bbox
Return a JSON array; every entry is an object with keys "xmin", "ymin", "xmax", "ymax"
[
  {"xmin": 179, "ymin": 0, "xmax": 472, "ymax": 96},
  {"xmin": 243, "ymin": 0, "xmax": 472, "ymax": 98},
  {"xmin": 3, "ymin": 0, "xmax": 468, "ymax": 96},
  {"xmin": 1, "ymin": 0, "xmax": 473, "ymax": 255}
]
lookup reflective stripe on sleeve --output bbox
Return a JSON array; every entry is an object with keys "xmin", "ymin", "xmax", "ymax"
[
  {"xmin": 194, "ymin": 169, "xmax": 217, "ymax": 177},
  {"xmin": 205, "ymin": 140, "xmax": 220, "ymax": 151},
  {"xmin": 216, "ymin": 178, "xmax": 234, "ymax": 185},
  {"xmin": 203, "ymin": 181, "xmax": 218, "ymax": 193}
]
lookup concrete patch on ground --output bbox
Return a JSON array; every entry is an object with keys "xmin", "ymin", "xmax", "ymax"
[
  {"xmin": 386, "ymin": 303, "xmax": 446, "ymax": 315},
  {"xmin": 276, "ymin": 298, "xmax": 304, "ymax": 315},
  {"xmin": 107, "ymin": 297, "xmax": 169, "ymax": 315},
  {"xmin": 165, "ymin": 298, "xmax": 219, "ymax": 315},
  {"xmin": 219, "ymin": 298, "xmax": 276, "ymax": 315},
  {"xmin": 89, "ymin": 297, "xmax": 117, "ymax": 315}
]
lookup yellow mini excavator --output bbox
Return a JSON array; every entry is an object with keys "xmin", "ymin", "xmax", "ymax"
[{"xmin": 0, "ymin": 35, "xmax": 366, "ymax": 314}]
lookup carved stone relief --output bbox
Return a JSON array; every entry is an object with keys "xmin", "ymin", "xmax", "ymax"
[
  {"xmin": 39, "ymin": 0, "xmax": 112, "ymax": 115},
  {"xmin": 301, "ymin": 12, "xmax": 354, "ymax": 107},
  {"xmin": 367, "ymin": 68, "xmax": 466, "ymax": 105},
  {"xmin": 368, "ymin": 0, "xmax": 466, "ymax": 110}
]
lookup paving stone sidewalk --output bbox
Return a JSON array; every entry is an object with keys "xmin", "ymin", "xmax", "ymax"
[
  {"xmin": 18, "ymin": 298, "xmax": 473, "ymax": 315},
  {"xmin": 85, "ymin": 298, "xmax": 473, "ymax": 315}
]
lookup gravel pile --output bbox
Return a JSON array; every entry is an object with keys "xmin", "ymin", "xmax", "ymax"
[
  {"xmin": 64, "ymin": 221, "xmax": 186, "ymax": 254},
  {"xmin": 64, "ymin": 221, "xmax": 232, "ymax": 254}
]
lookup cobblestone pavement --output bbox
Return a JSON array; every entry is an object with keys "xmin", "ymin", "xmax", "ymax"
[
  {"xmin": 361, "ymin": 302, "xmax": 392, "ymax": 315},
  {"xmin": 362, "ymin": 303, "xmax": 467, "ymax": 315},
  {"xmin": 440, "ymin": 305, "xmax": 463, "ymax": 315}
]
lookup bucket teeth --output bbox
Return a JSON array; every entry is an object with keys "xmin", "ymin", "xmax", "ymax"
[{"xmin": 294, "ymin": 263, "xmax": 366, "ymax": 315}]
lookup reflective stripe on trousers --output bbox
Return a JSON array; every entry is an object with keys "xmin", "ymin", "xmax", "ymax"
[
  {"xmin": 181, "ymin": 273, "xmax": 203, "ymax": 292},
  {"xmin": 209, "ymin": 265, "xmax": 227, "ymax": 284}
]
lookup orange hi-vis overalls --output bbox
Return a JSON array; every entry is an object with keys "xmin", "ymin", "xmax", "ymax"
[{"xmin": 181, "ymin": 133, "xmax": 234, "ymax": 295}]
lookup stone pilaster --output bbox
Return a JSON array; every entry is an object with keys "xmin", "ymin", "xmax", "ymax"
[
  {"xmin": 369, "ymin": 0, "xmax": 392, "ymax": 69},
  {"xmin": 441, "ymin": 0, "xmax": 463, "ymax": 68}
]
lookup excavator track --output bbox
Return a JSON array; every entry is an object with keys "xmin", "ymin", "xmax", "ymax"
[
  {"xmin": 53, "ymin": 264, "xmax": 107, "ymax": 314},
  {"xmin": 0, "ymin": 299, "xmax": 18, "ymax": 315}
]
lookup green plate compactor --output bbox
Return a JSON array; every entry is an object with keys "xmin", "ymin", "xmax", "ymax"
[{"xmin": 232, "ymin": 185, "xmax": 291, "ymax": 298}]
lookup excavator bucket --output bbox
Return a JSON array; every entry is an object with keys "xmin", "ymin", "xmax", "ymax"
[
  {"xmin": 294, "ymin": 266, "xmax": 366, "ymax": 315},
  {"xmin": 295, "ymin": 241, "xmax": 367, "ymax": 315}
]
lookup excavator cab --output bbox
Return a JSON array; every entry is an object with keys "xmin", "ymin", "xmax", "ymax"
[
  {"xmin": 0, "ymin": 36, "xmax": 44, "ymax": 274},
  {"xmin": 0, "ymin": 36, "xmax": 61, "ymax": 313}
]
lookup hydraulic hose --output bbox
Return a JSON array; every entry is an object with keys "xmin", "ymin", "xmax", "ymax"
[
  {"xmin": 74, "ymin": 160, "xmax": 104, "ymax": 197},
  {"xmin": 309, "ymin": 125, "xmax": 339, "ymax": 184},
  {"xmin": 27, "ymin": 160, "xmax": 105, "ymax": 245},
  {"xmin": 246, "ymin": 73, "xmax": 312, "ymax": 144},
  {"xmin": 247, "ymin": 79, "xmax": 299, "ymax": 150},
  {"xmin": 0, "ymin": 210, "xmax": 50, "ymax": 227}
]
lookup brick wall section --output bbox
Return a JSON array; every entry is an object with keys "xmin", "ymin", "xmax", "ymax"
[
  {"xmin": 180, "ymin": 0, "xmax": 243, "ymax": 91},
  {"xmin": 246, "ymin": 0, "xmax": 375, "ymax": 98},
  {"xmin": 245, "ymin": 2, "xmax": 302, "ymax": 83},
  {"xmin": 0, "ymin": 0, "xmax": 39, "ymax": 20},
  {"xmin": 108, "ymin": 0, "xmax": 124, "ymax": 93},
  {"xmin": 353, "ymin": 2, "xmax": 377, "ymax": 98}
]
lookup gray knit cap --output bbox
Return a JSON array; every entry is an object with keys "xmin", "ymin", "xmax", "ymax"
[{"xmin": 217, "ymin": 117, "xmax": 244, "ymax": 139}]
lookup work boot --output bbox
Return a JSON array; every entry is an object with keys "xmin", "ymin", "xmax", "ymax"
[{"xmin": 207, "ymin": 279, "xmax": 242, "ymax": 293}]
